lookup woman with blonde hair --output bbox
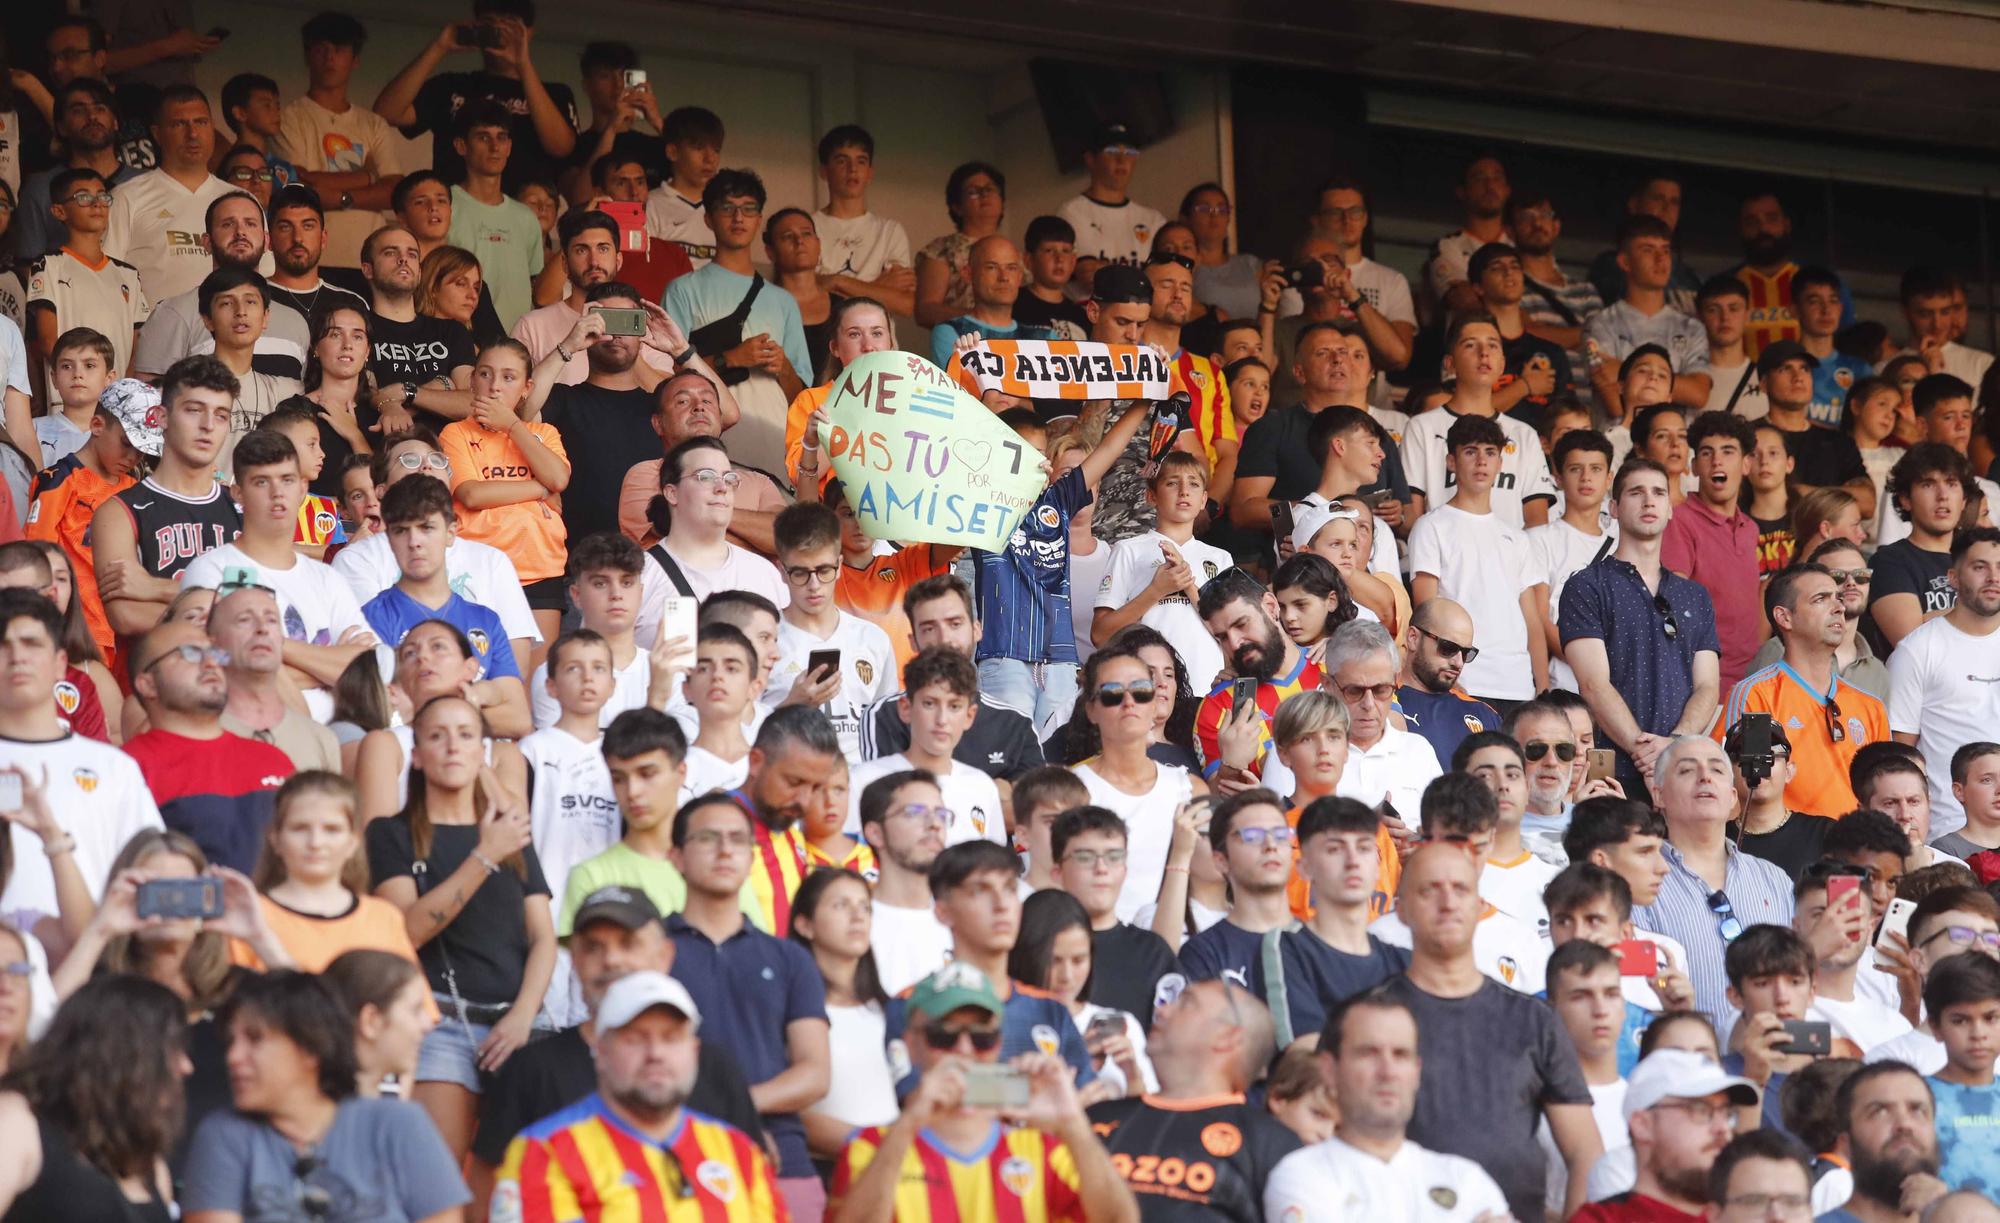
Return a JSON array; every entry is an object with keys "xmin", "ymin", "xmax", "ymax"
[
  {"xmin": 1792, "ymin": 486, "xmax": 1866, "ymax": 555},
  {"xmin": 254, "ymin": 772, "xmax": 427, "ymax": 976},
  {"xmin": 416, "ymin": 244, "xmax": 502, "ymax": 347}
]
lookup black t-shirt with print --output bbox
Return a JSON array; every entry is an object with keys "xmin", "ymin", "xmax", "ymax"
[
  {"xmin": 365, "ymin": 312, "xmax": 477, "ymax": 436},
  {"xmin": 1780, "ymin": 424, "xmax": 1866, "ymax": 492},
  {"xmin": 405, "ymin": 71, "xmax": 580, "ymax": 192},
  {"xmin": 1864, "ymin": 538, "xmax": 1956, "ymax": 654}
]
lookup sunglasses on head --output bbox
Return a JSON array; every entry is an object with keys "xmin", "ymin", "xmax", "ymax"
[
  {"xmin": 1522, "ymin": 740, "xmax": 1577, "ymax": 763},
  {"xmin": 923, "ymin": 1020, "xmax": 1003, "ymax": 1052},
  {"xmin": 1096, "ymin": 681, "xmax": 1156, "ymax": 708}
]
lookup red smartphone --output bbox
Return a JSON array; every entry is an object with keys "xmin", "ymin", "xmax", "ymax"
[
  {"xmin": 600, "ymin": 201, "xmax": 648, "ymax": 253},
  {"xmin": 1826, "ymin": 873, "xmax": 1863, "ymax": 940},
  {"xmin": 1615, "ymin": 939, "xmax": 1660, "ymax": 977}
]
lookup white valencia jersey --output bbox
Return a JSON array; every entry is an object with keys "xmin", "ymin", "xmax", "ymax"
[
  {"xmin": 763, "ymin": 612, "xmax": 897, "ymax": 760},
  {"xmin": 1264, "ymin": 1136, "xmax": 1510, "ymax": 1223},
  {"xmin": 845, "ymin": 752, "xmax": 1007, "ymax": 846},
  {"xmin": 1399, "ymin": 406, "xmax": 1557, "ymax": 528},
  {"xmin": 1370, "ymin": 905, "xmax": 1549, "ymax": 994}
]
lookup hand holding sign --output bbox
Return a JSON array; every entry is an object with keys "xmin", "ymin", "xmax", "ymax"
[{"xmin": 816, "ymin": 351, "xmax": 1044, "ymax": 552}]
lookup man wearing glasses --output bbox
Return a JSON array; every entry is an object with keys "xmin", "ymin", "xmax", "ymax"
[
  {"xmin": 762, "ymin": 503, "xmax": 894, "ymax": 761},
  {"xmin": 1705, "ymin": 1131, "xmax": 1818, "ymax": 1223},
  {"xmin": 1177, "ymin": 790, "xmax": 1299, "ymax": 989},
  {"xmin": 1396, "ymin": 597, "xmax": 1501, "ymax": 766},
  {"xmin": 1323, "ymin": 619, "xmax": 1441, "ymax": 824},
  {"xmin": 1575, "ymin": 1049, "xmax": 1761, "ymax": 1223},
  {"xmin": 11, "ymin": 79, "xmax": 139, "ymax": 264},
  {"xmin": 1562, "ymin": 458, "xmax": 1721, "ymax": 799},
  {"xmin": 855, "ymin": 769, "xmax": 957, "ymax": 995},
  {"xmin": 1867, "ymin": 884, "xmax": 2000, "ymax": 1075}
]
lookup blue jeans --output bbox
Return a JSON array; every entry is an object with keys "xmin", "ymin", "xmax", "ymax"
[{"xmin": 977, "ymin": 658, "xmax": 1078, "ymax": 740}]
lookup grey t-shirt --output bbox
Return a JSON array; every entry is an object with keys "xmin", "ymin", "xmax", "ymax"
[
  {"xmin": 1381, "ymin": 974, "xmax": 1593, "ymax": 1223},
  {"xmin": 182, "ymin": 1097, "xmax": 470, "ymax": 1222},
  {"xmin": 1931, "ymin": 831, "xmax": 1998, "ymax": 862}
]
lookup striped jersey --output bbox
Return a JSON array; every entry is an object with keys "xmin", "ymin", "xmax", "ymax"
[
  {"xmin": 1734, "ymin": 262, "xmax": 1800, "ymax": 358},
  {"xmin": 724, "ymin": 789, "xmax": 810, "ymax": 934},
  {"xmin": 1717, "ymin": 660, "xmax": 1888, "ymax": 817},
  {"xmin": 26, "ymin": 454, "xmax": 135, "ymax": 661},
  {"xmin": 805, "ymin": 836, "xmax": 879, "ymax": 884},
  {"xmin": 1193, "ymin": 652, "xmax": 1326, "ymax": 779},
  {"xmin": 831, "ymin": 1120, "xmax": 1084, "ymax": 1222},
  {"xmin": 293, "ymin": 492, "xmax": 347, "ymax": 548},
  {"xmin": 493, "ymin": 1095, "xmax": 783, "ymax": 1223},
  {"xmin": 1171, "ymin": 348, "xmax": 1236, "ymax": 469}
]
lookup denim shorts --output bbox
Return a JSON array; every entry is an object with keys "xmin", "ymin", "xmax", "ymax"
[{"xmin": 414, "ymin": 994, "xmax": 494, "ymax": 1092}]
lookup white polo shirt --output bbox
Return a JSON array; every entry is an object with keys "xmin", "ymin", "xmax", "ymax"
[
  {"xmin": 1264, "ymin": 1134, "xmax": 1510, "ymax": 1223},
  {"xmin": 1334, "ymin": 724, "xmax": 1442, "ymax": 827}
]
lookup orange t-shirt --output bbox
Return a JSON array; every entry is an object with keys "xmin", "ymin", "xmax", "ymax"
[
  {"xmin": 837, "ymin": 544, "xmax": 950, "ymax": 677},
  {"xmin": 439, "ymin": 419, "xmax": 570, "ymax": 582},
  {"xmin": 1285, "ymin": 803, "xmax": 1401, "ymax": 922},
  {"xmin": 26, "ymin": 454, "xmax": 135, "ymax": 663},
  {"xmin": 785, "ymin": 385, "xmax": 835, "ymax": 493},
  {"xmin": 244, "ymin": 892, "xmax": 439, "ymax": 1019}
]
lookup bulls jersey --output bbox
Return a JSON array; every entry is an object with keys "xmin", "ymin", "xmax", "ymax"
[
  {"xmin": 1088, "ymin": 1094, "xmax": 1302, "ymax": 1223},
  {"xmin": 114, "ymin": 477, "xmax": 240, "ymax": 581}
]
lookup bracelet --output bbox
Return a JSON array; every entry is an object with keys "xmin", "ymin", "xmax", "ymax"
[
  {"xmin": 43, "ymin": 832, "xmax": 75, "ymax": 857},
  {"xmin": 1347, "ymin": 297, "xmax": 1367, "ymax": 313},
  {"xmin": 556, "ymin": 345, "xmax": 573, "ymax": 363},
  {"xmin": 670, "ymin": 346, "xmax": 693, "ymax": 367},
  {"xmin": 471, "ymin": 851, "xmax": 502, "ymax": 875},
  {"xmin": 1163, "ymin": 864, "xmax": 1191, "ymax": 875}
]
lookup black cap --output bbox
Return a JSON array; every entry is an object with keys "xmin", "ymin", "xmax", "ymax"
[
  {"xmin": 1092, "ymin": 263, "xmax": 1151, "ymax": 305},
  {"xmin": 571, "ymin": 885, "xmax": 663, "ymax": 933},
  {"xmin": 1467, "ymin": 241, "xmax": 1519, "ymax": 283},
  {"xmin": 270, "ymin": 182, "xmax": 325, "ymax": 217},
  {"xmin": 1089, "ymin": 122, "xmax": 1138, "ymax": 152},
  {"xmin": 1618, "ymin": 343, "xmax": 1673, "ymax": 382},
  {"xmin": 1757, "ymin": 339, "xmax": 1820, "ymax": 377}
]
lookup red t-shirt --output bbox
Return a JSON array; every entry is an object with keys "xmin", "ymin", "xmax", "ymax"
[{"xmin": 56, "ymin": 665, "xmax": 107, "ymax": 741}]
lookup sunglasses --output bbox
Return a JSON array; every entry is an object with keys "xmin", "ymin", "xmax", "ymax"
[
  {"xmin": 1824, "ymin": 695, "xmax": 1846, "ymax": 744},
  {"xmin": 1522, "ymin": 740, "xmax": 1577, "ymax": 763},
  {"xmin": 1708, "ymin": 889, "xmax": 1743, "ymax": 943},
  {"xmin": 1096, "ymin": 681, "xmax": 1156, "ymax": 708},
  {"xmin": 923, "ymin": 1020, "xmax": 1003, "ymax": 1052},
  {"xmin": 1824, "ymin": 568, "xmax": 1872, "ymax": 587},
  {"xmin": 1654, "ymin": 594, "xmax": 1680, "ymax": 641},
  {"xmin": 1414, "ymin": 625, "xmax": 1479, "ymax": 664}
]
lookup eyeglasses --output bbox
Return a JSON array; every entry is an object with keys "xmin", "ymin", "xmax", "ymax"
[
  {"xmin": 1513, "ymin": 206, "xmax": 1558, "ymax": 224},
  {"xmin": 685, "ymin": 829, "xmax": 754, "ymax": 851},
  {"xmin": 144, "ymin": 643, "xmax": 230, "ymax": 672},
  {"xmin": 63, "ymin": 191, "xmax": 114, "ymax": 207},
  {"xmin": 1708, "ymin": 889, "xmax": 1744, "ymax": 943},
  {"xmin": 1188, "ymin": 202, "xmax": 1231, "ymax": 217},
  {"xmin": 1919, "ymin": 925, "xmax": 2000, "ymax": 951},
  {"xmin": 1336, "ymin": 682, "xmax": 1397, "ymax": 705},
  {"xmin": 1316, "ymin": 205, "xmax": 1368, "ymax": 222},
  {"xmin": 783, "ymin": 563, "xmax": 839, "ymax": 587},
  {"xmin": 712, "ymin": 203, "xmax": 762, "ymax": 219},
  {"xmin": 1231, "ymin": 826, "xmax": 1297, "ymax": 849},
  {"xmin": 393, "ymin": 451, "xmax": 451, "ymax": 472},
  {"xmin": 294, "ymin": 1154, "xmax": 333, "ymax": 1221},
  {"xmin": 1652, "ymin": 1099, "xmax": 1740, "ymax": 1130},
  {"xmin": 1824, "ymin": 568, "xmax": 1871, "ymax": 587},
  {"xmin": 1064, "ymin": 848, "xmax": 1127, "ymax": 869},
  {"xmin": 0, "ymin": 961, "xmax": 31, "ymax": 979},
  {"xmin": 684, "ymin": 467, "xmax": 741, "ymax": 489},
  {"xmin": 1096, "ymin": 681, "xmax": 1156, "ymax": 708},
  {"xmin": 962, "ymin": 184, "xmax": 1002, "ymax": 200},
  {"xmin": 886, "ymin": 803, "xmax": 955, "ymax": 829},
  {"xmin": 227, "ymin": 166, "xmax": 276, "ymax": 183},
  {"xmin": 1654, "ymin": 594, "xmax": 1680, "ymax": 641},
  {"xmin": 1722, "ymin": 1192, "xmax": 1812, "ymax": 1219},
  {"xmin": 922, "ymin": 1020, "xmax": 1003, "ymax": 1052},
  {"xmin": 1413, "ymin": 624, "xmax": 1480, "ymax": 664},
  {"xmin": 1522, "ymin": 740, "xmax": 1578, "ymax": 763}
]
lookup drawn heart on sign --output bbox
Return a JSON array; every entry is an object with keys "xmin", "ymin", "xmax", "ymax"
[{"xmin": 950, "ymin": 439, "xmax": 992, "ymax": 472}]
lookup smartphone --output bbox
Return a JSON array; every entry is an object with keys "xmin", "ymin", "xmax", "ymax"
[
  {"xmin": 600, "ymin": 200, "xmax": 648, "ymax": 254},
  {"xmin": 661, "ymin": 597, "xmax": 697, "ymax": 660},
  {"xmin": 1269, "ymin": 500, "xmax": 1295, "ymax": 541},
  {"xmin": 0, "ymin": 772, "xmax": 19, "ymax": 812},
  {"xmin": 137, "ymin": 877, "xmax": 224, "ymax": 920},
  {"xmin": 1878, "ymin": 897, "xmax": 1918, "ymax": 950},
  {"xmin": 1827, "ymin": 873, "xmax": 1861, "ymax": 912},
  {"xmin": 1584, "ymin": 748, "xmax": 1615, "ymax": 783},
  {"xmin": 457, "ymin": 21, "xmax": 505, "ymax": 48},
  {"xmin": 1360, "ymin": 488, "xmax": 1395, "ymax": 510},
  {"xmin": 961, "ymin": 1064, "xmax": 1030, "ymax": 1110},
  {"xmin": 622, "ymin": 69, "xmax": 648, "ymax": 89},
  {"xmin": 596, "ymin": 307, "xmax": 647, "ymax": 337},
  {"xmin": 1230, "ymin": 676, "xmax": 1258, "ymax": 713},
  {"xmin": 1776, "ymin": 1019, "xmax": 1832, "ymax": 1057},
  {"xmin": 1376, "ymin": 797, "xmax": 1401, "ymax": 828},
  {"xmin": 807, "ymin": 649, "xmax": 841, "ymax": 683},
  {"xmin": 1614, "ymin": 938, "xmax": 1660, "ymax": 977},
  {"xmin": 1086, "ymin": 1012, "xmax": 1124, "ymax": 1044}
]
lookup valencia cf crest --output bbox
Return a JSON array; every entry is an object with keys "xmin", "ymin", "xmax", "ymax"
[
  {"xmin": 1498, "ymin": 956, "xmax": 1519, "ymax": 985},
  {"xmin": 695, "ymin": 1160, "xmax": 738, "ymax": 1201},
  {"xmin": 999, "ymin": 1156, "xmax": 1036, "ymax": 1197},
  {"xmin": 54, "ymin": 681, "xmax": 80, "ymax": 715},
  {"xmin": 1462, "ymin": 714, "xmax": 1484, "ymax": 733},
  {"xmin": 1430, "ymin": 1187, "xmax": 1459, "ymax": 1209},
  {"xmin": 313, "ymin": 508, "xmax": 337, "ymax": 537},
  {"xmin": 468, "ymin": 628, "xmax": 490, "ymax": 656},
  {"xmin": 1037, "ymin": 505, "xmax": 1061, "ymax": 530},
  {"xmin": 1201, "ymin": 1122, "xmax": 1243, "ymax": 1158},
  {"xmin": 1031, "ymin": 1023, "xmax": 1060, "ymax": 1056},
  {"xmin": 72, "ymin": 767, "xmax": 99, "ymax": 793},
  {"xmin": 855, "ymin": 659, "xmax": 874, "ymax": 686}
]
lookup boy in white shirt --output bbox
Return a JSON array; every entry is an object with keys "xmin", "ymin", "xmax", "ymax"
[
  {"xmin": 857, "ymin": 766, "xmax": 957, "ymax": 994},
  {"xmin": 763, "ymin": 502, "xmax": 895, "ymax": 759},
  {"xmin": 529, "ymin": 533, "xmax": 662, "ymax": 729},
  {"xmin": 1455, "ymin": 733, "xmax": 1563, "ymax": 941},
  {"xmin": 1401, "ymin": 312, "xmax": 1557, "ymax": 527},
  {"xmin": 680, "ymin": 622, "xmax": 757, "ymax": 805},
  {"xmin": 1529, "ymin": 428, "xmax": 1618, "ymax": 692},
  {"xmin": 1795, "ymin": 868, "xmax": 1913, "ymax": 1055},
  {"xmin": 521, "ymin": 628, "xmax": 621, "ymax": 1027},
  {"xmin": 1408, "ymin": 413, "xmax": 1549, "ymax": 703},
  {"xmin": 30, "ymin": 327, "xmax": 118, "ymax": 467},
  {"xmin": 1093, "ymin": 451, "xmax": 1232, "ymax": 692},
  {"xmin": 847, "ymin": 647, "xmax": 1006, "ymax": 846},
  {"xmin": 810, "ymin": 125, "xmax": 914, "ymax": 319},
  {"xmin": 644, "ymin": 106, "xmax": 723, "ymax": 267},
  {"xmin": 1537, "ymin": 941, "xmax": 1632, "ymax": 1221}
]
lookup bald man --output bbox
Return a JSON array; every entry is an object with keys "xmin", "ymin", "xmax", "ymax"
[
  {"xmin": 927, "ymin": 233, "xmax": 1054, "ymax": 368},
  {"xmin": 1396, "ymin": 597, "xmax": 1502, "ymax": 763},
  {"xmin": 1381, "ymin": 843, "xmax": 1602, "ymax": 1221}
]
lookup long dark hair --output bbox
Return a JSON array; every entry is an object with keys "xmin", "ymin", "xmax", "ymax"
[
  {"xmin": 788, "ymin": 868, "xmax": 886, "ymax": 1007},
  {"xmin": 26, "ymin": 541, "xmax": 107, "ymax": 667},
  {"xmin": 1008, "ymin": 889, "xmax": 1095, "ymax": 1000},
  {"xmin": 300, "ymin": 305, "xmax": 376, "ymax": 398},
  {"xmin": 1055, "ymin": 634, "xmax": 1197, "ymax": 765},
  {"xmin": 400, "ymin": 693, "xmax": 524, "ymax": 876},
  {"xmin": 1, "ymin": 974, "xmax": 188, "ymax": 1178}
]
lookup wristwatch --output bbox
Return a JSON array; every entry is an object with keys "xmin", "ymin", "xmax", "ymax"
[
  {"xmin": 403, "ymin": 383, "xmax": 420, "ymax": 409},
  {"xmin": 1347, "ymin": 295, "xmax": 1367, "ymax": 313},
  {"xmin": 337, "ymin": 190, "xmax": 354, "ymax": 210}
]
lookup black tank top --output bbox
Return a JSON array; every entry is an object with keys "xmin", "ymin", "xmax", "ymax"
[
  {"xmin": 113, "ymin": 477, "xmax": 241, "ymax": 581},
  {"xmin": 1, "ymin": 1116, "xmax": 171, "ymax": 1223}
]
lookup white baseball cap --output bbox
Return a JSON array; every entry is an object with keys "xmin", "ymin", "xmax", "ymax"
[
  {"xmin": 1290, "ymin": 502, "xmax": 1361, "ymax": 553},
  {"xmin": 1622, "ymin": 1048, "xmax": 1758, "ymax": 1122},
  {"xmin": 595, "ymin": 971, "xmax": 701, "ymax": 1034}
]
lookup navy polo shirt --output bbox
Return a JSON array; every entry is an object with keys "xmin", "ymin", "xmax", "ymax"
[
  {"xmin": 1558, "ymin": 557, "xmax": 1720, "ymax": 791},
  {"xmin": 665, "ymin": 913, "xmax": 827, "ymax": 1179},
  {"xmin": 1394, "ymin": 685, "xmax": 1502, "ymax": 766}
]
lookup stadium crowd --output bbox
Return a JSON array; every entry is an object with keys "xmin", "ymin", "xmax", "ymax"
[{"xmin": 2, "ymin": 1, "xmax": 2000, "ymax": 1221}]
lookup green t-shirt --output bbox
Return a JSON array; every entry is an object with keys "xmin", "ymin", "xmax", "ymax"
[
  {"xmin": 446, "ymin": 186, "xmax": 544, "ymax": 332},
  {"xmin": 556, "ymin": 842, "xmax": 767, "ymax": 934}
]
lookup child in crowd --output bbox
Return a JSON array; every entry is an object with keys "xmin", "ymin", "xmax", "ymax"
[
  {"xmin": 825, "ymin": 477, "xmax": 957, "ymax": 675},
  {"xmin": 803, "ymin": 755, "xmax": 871, "ymax": 878},
  {"xmin": 1529, "ymin": 428, "xmax": 1616, "ymax": 692},
  {"xmin": 1745, "ymin": 421, "xmax": 1799, "ymax": 576},
  {"xmin": 440, "ymin": 339, "xmax": 572, "ymax": 656},
  {"xmin": 558, "ymin": 709, "xmax": 702, "ymax": 929},
  {"xmin": 1012, "ymin": 766, "xmax": 1091, "ymax": 894},
  {"xmin": 528, "ymin": 534, "xmax": 655, "ymax": 730},
  {"xmin": 846, "ymin": 647, "xmax": 1005, "ymax": 846},
  {"xmin": 33, "ymin": 327, "xmax": 118, "ymax": 467},
  {"xmin": 1094, "ymin": 451, "xmax": 1231, "ymax": 692},
  {"xmin": 1924, "ymin": 951, "xmax": 2000, "ymax": 1189},
  {"xmin": 649, "ymin": 106, "xmax": 725, "ymax": 265},
  {"xmin": 26, "ymin": 374, "xmax": 152, "ymax": 665},
  {"xmin": 1264, "ymin": 1044, "xmax": 1337, "ymax": 1145},
  {"xmin": 1290, "ymin": 502, "xmax": 1398, "ymax": 629},
  {"xmin": 763, "ymin": 503, "xmax": 896, "ymax": 759},
  {"xmin": 521, "ymin": 629, "xmax": 622, "ymax": 1027},
  {"xmin": 681, "ymin": 622, "xmax": 760, "ymax": 804},
  {"xmin": 1268, "ymin": 553, "xmax": 1354, "ymax": 669},
  {"xmin": 334, "ymin": 453, "xmax": 381, "ymax": 551},
  {"xmin": 252, "ymin": 770, "xmax": 426, "ymax": 974},
  {"xmin": 259, "ymin": 404, "xmax": 348, "ymax": 558},
  {"xmin": 1937, "ymin": 741, "xmax": 2000, "ymax": 860}
]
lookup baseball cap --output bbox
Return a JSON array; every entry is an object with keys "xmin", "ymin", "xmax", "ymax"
[
  {"xmin": 1467, "ymin": 241, "xmax": 1520, "ymax": 283},
  {"xmin": 1090, "ymin": 122, "xmax": 1138, "ymax": 152},
  {"xmin": 1618, "ymin": 343, "xmax": 1673, "ymax": 383},
  {"xmin": 1622, "ymin": 1048, "xmax": 1758, "ymax": 1122},
  {"xmin": 595, "ymin": 970, "xmax": 701, "ymax": 1033},
  {"xmin": 1757, "ymin": 338, "xmax": 1820, "ymax": 377},
  {"xmin": 270, "ymin": 182, "xmax": 325, "ymax": 217},
  {"xmin": 570, "ymin": 885, "xmax": 663, "ymax": 934},
  {"xmin": 1290, "ymin": 502, "xmax": 1360, "ymax": 553},
  {"xmin": 97, "ymin": 378, "xmax": 165, "ymax": 457},
  {"xmin": 1092, "ymin": 263, "xmax": 1151, "ymax": 305},
  {"xmin": 908, "ymin": 962, "xmax": 1002, "ymax": 1022}
]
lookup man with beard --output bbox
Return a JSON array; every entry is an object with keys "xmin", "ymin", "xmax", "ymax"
[
  {"xmin": 1509, "ymin": 696, "xmax": 1610, "ymax": 840},
  {"xmin": 1728, "ymin": 191, "xmax": 1852, "ymax": 361},
  {"xmin": 1888, "ymin": 528, "xmax": 2000, "ymax": 838},
  {"xmin": 1818, "ymin": 1063, "xmax": 1949, "ymax": 1223},
  {"xmin": 728, "ymin": 705, "xmax": 838, "ymax": 935},
  {"xmin": 857, "ymin": 769, "xmax": 956, "ymax": 994},
  {"xmin": 1144, "ymin": 252, "xmax": 1238, "ymax": 471},
  {"xmin": 495, "ymin": 968, "xmax": 784, "ymax": 1219},
  {"xmin": 261, "ymin": 185, "xmax": 367, "ymax": 332},
  {"xmin": 207, "ymin": 583, "xmax": 340, "ymax": 772},
  {"xmin": 1194, "ymin": 568, "xmax": 1324, "ymax": 790},
  {"xmin": 1395, "ymin": 597, "xmax": 1501, "ymax": 765},
  {"xmin": 513, "ymin": 209, "xmax": 666, "ymax": 386},
  {"xmin": 617, "ymin": 368, "xmax": 764, "ymax": 550},
  {"xmin": 120, "ymin": 618, "xmax": 296, "ymax": 874},
  {"xmin": 1574, "ymin": 1049, "xmax": 1761, "ymax": 1223},
  {"xmin": 358, "ymin": 224, "xmax": 475, "ymax": 435},
  {"xmin": 1561, "ymin": 459, "xmax": 1721, "ymax": 798},
  {"xmin": 474, "ymin": 887, "xmax": 766, "ymax": 1209},
  {"xmin": 11, "ymin": 79, "xmax": 140, "ymax": 263},
  {"xmin": 1423, "ymin": 154, "xmax": 1512, "ymax": 319},
  {"xmin": 131, "ymin": 191, "xmax": 309, "ymax": 381}
]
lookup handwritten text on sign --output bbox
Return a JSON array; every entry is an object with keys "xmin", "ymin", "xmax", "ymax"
[
  {"xmin": 819, "ymin": 351, "xmax": 1044, "ymax": 552},
  {"xmin": 959, "ymin": 339, "xmax": 1173, "ymax": 401}
]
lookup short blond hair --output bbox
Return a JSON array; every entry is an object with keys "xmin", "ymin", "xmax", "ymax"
[{"xmin": 1273, "ymin": 689, "xmax": 1350, "ymax": 748}]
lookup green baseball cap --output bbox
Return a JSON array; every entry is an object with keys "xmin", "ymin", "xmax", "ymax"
[{"xmin": 908, "ymin": 962, "xmax": 1002, "ymax": 1022}]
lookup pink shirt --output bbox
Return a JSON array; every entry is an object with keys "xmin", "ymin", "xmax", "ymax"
[
  {"xmin": 1661, "ymin": 496, "xmax": 1762, "ymax": 690},
  {"xmin": 510, "ymin": 300, "xmax": 675, "ymax": 387}
]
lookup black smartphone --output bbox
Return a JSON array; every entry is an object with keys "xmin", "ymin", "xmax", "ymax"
[
  {"xmin": 456, "ymin": 21, "xmax": 505, "ymax": 48},
  {"xmin": 1230, "ymin": 675, "xmax": 1258, "ymax": 713},
  {"xmin": 1776, "ymin": 1019, "xmax": 1832, "ymax": 1057},
  {"xmin": 1376, "ymin": 797, "xmax": 1402, "ymax": 827},
  {"xmin": 1086, "ymin": 1012, "xmax": 1124, "ymax": 1043},
  {"xmin": 137, "ymin": 877, "xmax": 224, "ymax": 920},
  {"xmin": 1269, "ymin": 500, "xmax": 1295, "ymax": 542},
  {"xmin": 807, "ymin": 649, "xmax": 840, "ymax": 683}
]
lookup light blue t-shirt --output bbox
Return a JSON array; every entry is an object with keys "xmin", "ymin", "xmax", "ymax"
[
  {"xmin": 0, "ymin": 315, "xmax": 30, "ymax": 398},
  {"xmin": 662, "ymin": 263, "xmax": 811, "ymax": 386},
  {"xmin": 446, "ymin": 186, "xmax": 544, "ymax": 332},
  {"xmin": 930, "ymin": 316, "xmax": 1023, "ymax": 370},
  {"xmin": 1808, "ymin": 352, "xmax": 1873, "ymax": 431},
  {"xmin": 182, "ymin": 1097, "xmax": 470, "ymax": 1221},
  {"xmin": 1929, "ymin": 1074, "xmax": 2000, "ymax": 1196}
]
